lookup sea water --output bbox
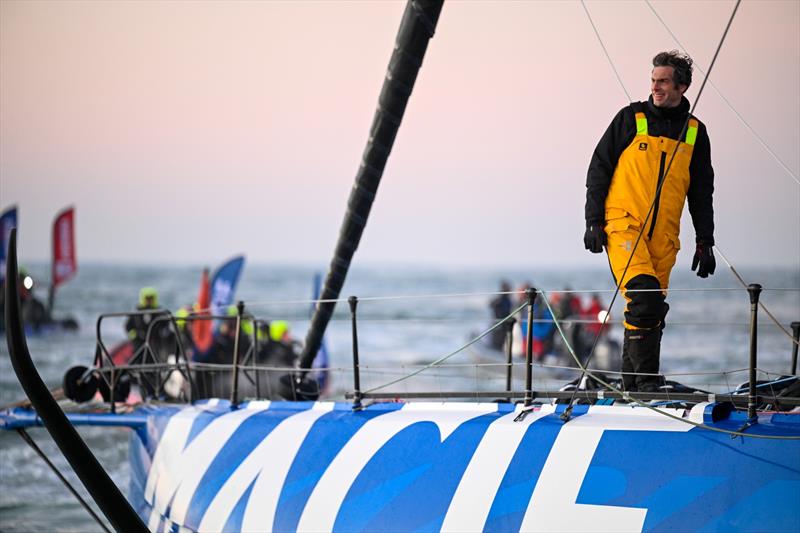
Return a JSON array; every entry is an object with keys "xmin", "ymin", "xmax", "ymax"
[{"xmin": 1, "ymin": 262, "xmax": 798, "ymax": 531}]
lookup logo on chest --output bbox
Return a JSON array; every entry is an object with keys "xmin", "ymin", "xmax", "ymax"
[{"xmin": 638, "ymin": 142, "xmax": 648, "ymax": 151}]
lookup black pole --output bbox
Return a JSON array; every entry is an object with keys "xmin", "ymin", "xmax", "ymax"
[
  {"xmin": 297, "ymin": 0, "xmax": 444, "ymax": 373},
  {"xmin": 349, "ymin": 296, "xmax": 362, "ymax": 409},
  {"xmin": 230, "ymin": 300, "xmax": 244, "ymax": 406},
  {"xmin": 524, "ymin": 288, "xmax": 537, "ymax": 407},
  {"xmin": 505, "ymin": 317, "xmax": 516, "ymax": 401},
  {"xmin": 254, "ymin": 320, "xmax": 263, "ymax": 399},
  {"xmin": 747, "ymin": 283, "xmax": 762, "ymax": 420},
  {"xmin": 791, "ymin": 321, "xmax": 799, "ymax": 376},
  {"xmin": 4, "ymin": 229, "xmax": 148, "ymax": 532}
]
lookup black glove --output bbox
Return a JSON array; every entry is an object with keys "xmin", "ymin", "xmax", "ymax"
[
  {"xmin": 583, "ymin": 224, "xmax": 606, "ymax": 253},
  {"xmin": 691, "ymin": 242, "xmax": 716, "ymax": 278}
]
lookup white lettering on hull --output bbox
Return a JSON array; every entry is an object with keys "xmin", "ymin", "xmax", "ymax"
[
  {"xmin": 441, "ymin": 405, "xmax": 555, "ymax": 532},
  {"xmin": 146, "ymin": 401, "xmax": 270, "ymax": 528},
  {"xmin": 520, "ymin": 406, "xmax": 691, "ymax": 532},
  {"xmin": 296, "ymin": 402, "xmax": 497, "ymax": 532},
  {"xmin": 197, "ymin": 403, "xmax": 334, "ymax": 532}
]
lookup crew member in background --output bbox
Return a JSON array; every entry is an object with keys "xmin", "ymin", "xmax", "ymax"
[
  {"xmin": 258, "ymin": 320, "xmax": 300, "ymax": 367},
  {"xmin": 488, "ymin": 280, "xmax": 513, "ymax": 350},
  {"xmin": 174, "ymin": 304, "xmax": 196, "ymax": 359},
  {"xmin": 516, "ymin": 282, "xmax": 532, "ymax": 355},
  {"xmin": 583, "ymin": 293, "xmax": 606, "ymax": 337},
  {"xmin": 7, "ymin": 268, "xmax": 53, "ymax": 332},
  {"xmin": 531, "ymin": 293, "xmax": 556, "ymax": 361},
  {"xmin": 204, "ymin": 304, "xmax": 254, "ymax": 365},
  {"xmin": 557, "ymin": 286, "xmax": 585, "ymax": 360},
  {"xmin": 584, "ymin": 50, "xmax": 716, "ymax": 392},
  {"xmin": 125, "ymin": 287, "xmax": 174, "ymax": 362}
]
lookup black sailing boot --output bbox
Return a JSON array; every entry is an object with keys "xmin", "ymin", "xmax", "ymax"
[
  {"xmin": 621, "ymin": 329, "xmax": 637, "ymax": 392},
  {"xmin": 629, "ymin": 328, "xmax": 665, "ymax": 393}
]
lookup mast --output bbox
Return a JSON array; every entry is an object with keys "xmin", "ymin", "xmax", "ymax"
[{"xmin": 298, "ymin": 0, "xmax": 444, "ymax": 373}]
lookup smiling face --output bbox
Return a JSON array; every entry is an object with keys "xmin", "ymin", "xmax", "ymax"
[{"xmin": 651, "ymin": 66, "xmax": 686, "ymax": 108}]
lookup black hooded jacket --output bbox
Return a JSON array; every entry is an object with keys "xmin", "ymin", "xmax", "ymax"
[{"xmin": 585, "ymin": 95, "xmax": 715, "ymax": 244}]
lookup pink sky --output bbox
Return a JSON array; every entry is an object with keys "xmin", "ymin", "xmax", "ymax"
[{"xmin": 1, "ymin": 1, "xmax": 798, "ymax": 269}]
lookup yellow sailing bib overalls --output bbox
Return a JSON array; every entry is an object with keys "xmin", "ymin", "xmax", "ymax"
[{"xmin": 605, "ymin": 108, "xmax": 698, "ymax": 329}]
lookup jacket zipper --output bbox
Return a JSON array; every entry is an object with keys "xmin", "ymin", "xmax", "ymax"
[{"xmin": 648, "ymin": 151, "xmax": 667, "ymax": 240}]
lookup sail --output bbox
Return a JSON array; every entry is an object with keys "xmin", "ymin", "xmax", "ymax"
[
  {"xmin": 51, "ymin": 207, "xmax": 77, "ymax": 289},
  {"xmin": 209, "ymin": 255, "xmax": 245, "ymax": 317},
  {"xmin": 0, "ymin": 205, "xmax": 18, "ymax": 284}
]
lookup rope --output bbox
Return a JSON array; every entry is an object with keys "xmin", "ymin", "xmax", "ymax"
[
  {"xmin": 715, "ymin": 245, "xmax": 800, "ymax": 347},
  {"xmin": 568, "ymin": 0, "xmax": 743, "ymax": 409},
  {"xmin": 580, "ymin": 0, "xmax": 632, "ymax": 102},
  {"xmin": 644, "ymin": 0, "xmax": 800, "ymax": 186}
]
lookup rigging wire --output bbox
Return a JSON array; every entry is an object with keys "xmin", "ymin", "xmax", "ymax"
[
  {"xmin": 580, "ymin": 0, "xmax": 632, "ymax": 102},
  {"xmin": 644, "ymin": 0, "xmax": 800, "ymax": 186},
  {"xmin": 190, "ymin": 285, "xmax": 799, "ymax": 315},
  {"xmin": 565, "ymin": 0, "xmax": 743, "ymax": 413},
  {"xmin": 184, "ymin": 287, "xmax": 800, "ymax": 318},
  {"xmin": 362, "ymin": 301, "xmax": 527, "ymax": 394},
  {"xmin": 536, "ymin": 288, "xmax": 800, "ymax": 441},
  {"xmin": 715, "ymin": 245, "xmax": 800, "ymax": 346},
  {"xmin": 16, "ymin": 429, "xmax": 112, "ymax": 533},
  {"xmin": 350, "ymin": 290, "xmax": 798, "ymax": 439},
  {"xmin": 640, "ymin": 0, "xmax": 799, "ymax": 342}
]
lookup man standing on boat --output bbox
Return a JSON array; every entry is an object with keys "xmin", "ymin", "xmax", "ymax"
[{"xmin": 583, "ymin": 51, "xmax": 716, "ymax": 392}]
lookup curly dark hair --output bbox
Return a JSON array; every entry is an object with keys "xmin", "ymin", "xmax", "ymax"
[{"xmin": 653, "ymin": 50, "xmax": 693, "ymax": 88}]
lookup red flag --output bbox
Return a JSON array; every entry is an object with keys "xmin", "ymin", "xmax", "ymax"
[
  {"xmin": 192, "ymin": 267, "xmax": 213, "ymax": 355},
  {"xmin": 52, "ymin": 207, "xmax": 77, "ymax": 288}
]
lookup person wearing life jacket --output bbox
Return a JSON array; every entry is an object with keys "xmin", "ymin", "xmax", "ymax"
[
  {"xmin": 257, "ymin": 320, "xmax": 300, "ymax": 367},
  {"xmin": 125, "ymin": 287, "xmax": 174, "ymax": 362},
  {"xmin": 584, "ymin": 51, "xmax": 716, "ymax": 392},
  {"xmin": 205, "ymin": 304, "xmax": 254, "ymax": 364},
  {"xmin": 174, "ymin": 304, "xmax": 196, "ymax": 358}
]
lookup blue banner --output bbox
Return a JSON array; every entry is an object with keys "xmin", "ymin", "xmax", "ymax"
[
  {"xmin": 209, "ymin": 255, "xmax": 245, "ymax": 316},
  {"xmin": 0, "ymin": 206, "xmax": 18, "ymax": 284}
]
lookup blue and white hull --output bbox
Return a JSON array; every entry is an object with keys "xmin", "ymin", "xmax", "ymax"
[{"xmin": 122, "ymin": 400, "xmax": 800, "ymax": 532}]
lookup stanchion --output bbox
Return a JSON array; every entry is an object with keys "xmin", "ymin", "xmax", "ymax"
[
  {"xmin": 790, "ymin": 321, "xmax": 799, "ymax": 376},
  {"xmin": 747, "ymin": 284, "xmax": 762, "ymax": 421},
  {"xmin": 505, "ymin": 317, "xmax": 516, "ymax": 402},
  {"xmin": 230, "ymin": 301, "xmax": 244, "ymax": 406},
  {"xmin": 349, "ymin": 296, "xmax": 362, "ymax": 409},
  {"xmin": 524, "ymin": 288, "xmax": 537, "ymax": 407}
]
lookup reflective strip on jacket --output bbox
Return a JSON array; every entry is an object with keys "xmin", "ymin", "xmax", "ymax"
[{"xmin": 605, "ymin": 105, "xmax": 699, "ymax": 243}]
